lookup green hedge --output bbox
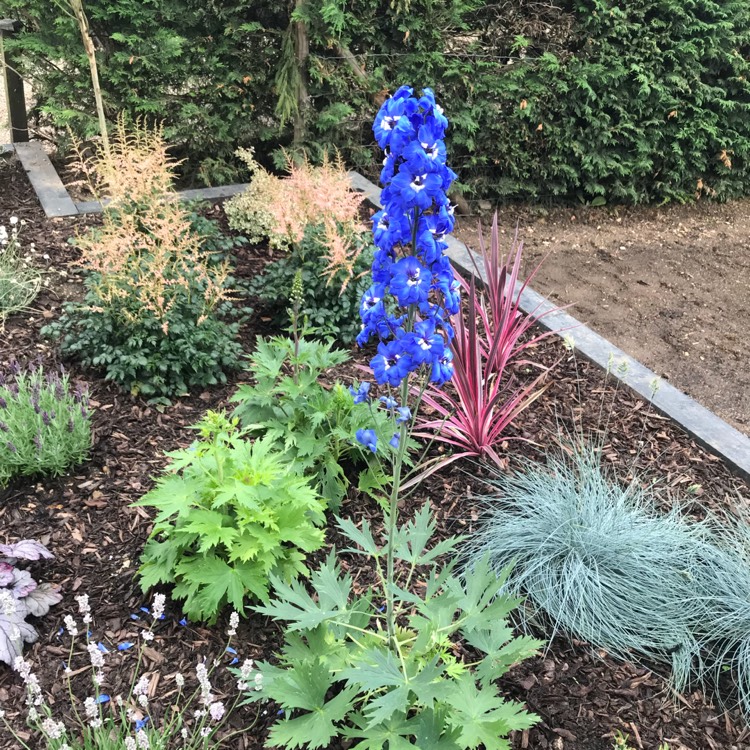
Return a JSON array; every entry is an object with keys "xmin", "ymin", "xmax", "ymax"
[{"xmin": 3, "ymin": 0, "xmax": 749, "ymax": 203}]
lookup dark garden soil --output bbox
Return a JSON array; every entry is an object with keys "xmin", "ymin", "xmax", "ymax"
[
  {"xmin": 2, "ymin": 155, "xmax": 750, "ymax": 750},
  {"xmin": 454, "ymin": 200, "xmax": 750, "ymax": 437}
]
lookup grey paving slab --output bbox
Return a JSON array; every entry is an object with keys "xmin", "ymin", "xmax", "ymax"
[
  {"xmin": 14, "ymin": 141, "xmax": 78, "ymax": 217},
  {"xmin": 348, "ymin": 170, "xmax": 750, "ymax": 482},
  {"xmin": 74, "ymin": 183, "xmax": 252, "ymax": 215}
]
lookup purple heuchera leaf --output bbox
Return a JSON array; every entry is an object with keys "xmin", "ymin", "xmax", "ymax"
[
  {"xmin": 22, "ymin": 583, "xmax": 63, "ymax": 618},
  {"xmin": 0, "ymin": 540, "xmax": 54, "ymax": 562},
  {"xmin": 0, "ymin": 540, "xmax": 60, "ymax": 665},
  {"xmin": 0, "ymin": 562, "xmax": 13, "ymax": 587},
  {"xmin": 0, "ymin": 609, "xmax": 39, "ymax": 666},
  {"xmin": 10, "ymin": 569, "xmax": 37, "ymax": 598}
]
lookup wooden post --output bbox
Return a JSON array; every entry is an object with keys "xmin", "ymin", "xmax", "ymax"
[{"xmin": 0, "ymin": 19, "xmax": 29, "ymax": 143}]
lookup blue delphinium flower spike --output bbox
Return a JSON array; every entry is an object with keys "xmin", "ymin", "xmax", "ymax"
[{"xmin": 357, "ymin": 86, "xmax": 456, "ymax": 390}]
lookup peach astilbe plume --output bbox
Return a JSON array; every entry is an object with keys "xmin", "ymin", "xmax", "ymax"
[
  {"xmin": 268, "ymin": 153, "xmax": 366, "ymax": 291},
  {"xmin": 73, "ymin": 114, "xmax": 179, "ymax": 206},
  {"xmin": 73, "ymin": 119, "xmax": 233, "ymax": 332},
  {"xmin": 225, "ymin": 149, "xmax": 367, "ymax": 291}
]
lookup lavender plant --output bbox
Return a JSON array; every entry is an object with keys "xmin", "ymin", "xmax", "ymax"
[
  {"xmin": 245, "ymin": 87, "xmax": 541, "ymax": 749},
  {"xmin": 0, "ymin": 361, "xmax": 91, "ymax": 487},
  {"xmin": 0, "ymin": 540, "xmax": 62, "ymax": 666},
  {"xmin": 2, "ymin": 593, "xmax": 258, "ymax": 749}
]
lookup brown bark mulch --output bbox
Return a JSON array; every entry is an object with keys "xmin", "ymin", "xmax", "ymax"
[{"xmin": 1, "ymin": 156, "xmax": 749, "ymax": 750}]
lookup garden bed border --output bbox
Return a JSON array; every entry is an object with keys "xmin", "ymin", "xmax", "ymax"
[{"xmin": 5, "ymin": 141, "xmax": 750, "ymax": 482}]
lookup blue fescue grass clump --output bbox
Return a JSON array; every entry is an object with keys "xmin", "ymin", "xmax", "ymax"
[
  {"xmin": 464, "ymin": 447, "xmax": 714, "ymax": 690},
  {"xmin": 694, "ymin": 520, "xmax": 750, "ymax": 717}
]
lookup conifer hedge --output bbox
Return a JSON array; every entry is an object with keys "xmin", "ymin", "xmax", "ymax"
[{"xmin": 2, "ymin": 0, "xmax": 749, "ymax": 203}]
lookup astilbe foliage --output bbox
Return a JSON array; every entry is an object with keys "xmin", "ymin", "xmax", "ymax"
[
  {"xmin": 246, "ymin": 224, "xmax": 374, "ymax": 344},
  {"xmin": 249, "ymin": 87, "xmax": 540, "ymax": 750},
  {"xmin": 135, "ymin": 411, "xmax": 326, "ymax": 623},
  {"xmin": 416, "ymin": 216, "xmax": 559, "ymax": 470},
  {"xmin": 0, "ymin": 540, "xmax": 62, "ymax": 666},
  {"xmin": 0, "ymin": 360, "xmax": 91, "ymax": 487}
]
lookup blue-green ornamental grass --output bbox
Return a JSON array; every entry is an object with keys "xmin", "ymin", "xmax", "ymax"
[
  {"xmin": 465, "ymin": 447, "xmax": 716, "ymax": 691},
  {"xmin": 694, "ymin": 520, "xmax": 750, "ymax": 719},
  {"xmin": 0, "ymin": 361, "xmax": 91, "ymax": 487}
]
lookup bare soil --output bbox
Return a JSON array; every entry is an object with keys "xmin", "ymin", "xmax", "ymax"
[{"xmin": 454, "ymin": 200, "xmax": 750, "ymax": 436}]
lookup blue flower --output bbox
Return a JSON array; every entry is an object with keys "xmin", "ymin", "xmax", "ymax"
[
  {"xmin": 97, "ymin": 694, "xmax": 110, "ymax": 704},
  {"xmin": 395, "ymin": 407, "xmax": 412, "ymax": 424},
  {"xmin": 389, "ymin": 169, "xmax": 443, "ymax": 212},
  {"xmin": 135, "ymin": 716, "xmax": 150, "ymax": 731},
  {"xmin": 371, "ymin": 340, "xmax": 413, "ymax": 387},
  {"xmin": 390, "ymin": 257, "xmax": 431, "ymax": 306},
  {"xmin": 356, "ymin": 429, "xmax": 378, "ymax": 454},
  {"xmin": 97, "ymin": 642, "xmax": 109, "ymax": 654},
  {"xmin": 379, "ymin": 396, "xmax": 398, "ymax": 410},
  {"xmin": 405, "ymin": 320, "xmax": 445, "ymax": 365},
  {"xmin": 389, "ymin": 433, "xmax": 400, "ymax": 449},
  {"xmin": 349, "ymin": 381, "xmax": 371, "ymax": 404},
  {"xmin": 431, "ymin": 349, "xmax": 454, "ymax": 385},
  {"xmin": 118, "ymin": 642, "xmax": 135, "ymax": 651}
]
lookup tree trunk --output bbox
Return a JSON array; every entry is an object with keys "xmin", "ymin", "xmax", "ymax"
[
  {"xmin": 69, "ymin": 0, "xmax": 109, "ymax": 152},
  {"xmin": 292, "ymin": 0, "xmax": 309, "ymax": 148}
]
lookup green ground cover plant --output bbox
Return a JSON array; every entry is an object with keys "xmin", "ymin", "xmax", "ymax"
[
  {"xmin": 0, "ymin": 362, "xmax": 91, "ymax": 487},
  {"xmin": 135, "ymin": 411, "xmax": 326, "ymax": 623},
  {"xmin": 231, "ymin": 334, "xmax": 392, "ymax": 511}
]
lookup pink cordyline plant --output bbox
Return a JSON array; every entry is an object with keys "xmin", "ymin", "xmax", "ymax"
[{"xmin": 414, "ymin": 213, "xmax": 564, "ymax": 471}]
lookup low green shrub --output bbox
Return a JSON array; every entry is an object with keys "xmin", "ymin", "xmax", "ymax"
[
  {"xmin": 0, "ymin": 362, "xmax": 91, "ymax": 487},
  {"xmin": 231, "ymin": 335, "xmax": 391, "ymax": 510},
  {"xmin": 247, "ymin": 224, "xmax": 373, "ymax": 344},
  {"xmin": 135, "ymin": 411, "xmax": 326, "ymax": 623},
  {"xmin": 465, "ymin": 447, "xmax": 711, "ymax": 689}
]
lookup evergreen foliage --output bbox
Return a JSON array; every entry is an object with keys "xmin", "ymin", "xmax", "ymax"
[{"xmin": 3, "ymin": 0, "xmax": 750, "ymax": 201}]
